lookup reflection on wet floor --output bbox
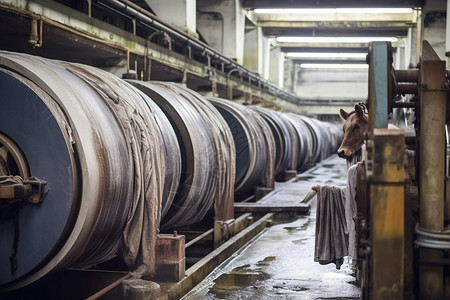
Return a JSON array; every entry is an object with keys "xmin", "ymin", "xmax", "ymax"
[
  {"xmin": 209, "ymin": 262, "xmax": 272, "ymax": 298},
  {"xmin": 321, "ymin": 164, "xmax": 335, "ymax": 168},
  {"xmin": 293, "ymin": 176, "xmax": 315, "ymax": 182},
  {"xmin": 183, "ymin": 155, "xmax": 362, "ymax": 300},
  {"xmin": 284, "ymin": 217, "xmax": 312, "ymax": 233}
]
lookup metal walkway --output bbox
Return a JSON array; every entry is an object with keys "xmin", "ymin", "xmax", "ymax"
[{"xmin": 182, "ymin": 155, "xmax": 362, "ymax": 300}]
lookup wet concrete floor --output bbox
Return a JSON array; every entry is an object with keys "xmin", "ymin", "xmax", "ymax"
[{"xmin": 182, "ymin": 155, "xmax": 362, "ymax": 300}]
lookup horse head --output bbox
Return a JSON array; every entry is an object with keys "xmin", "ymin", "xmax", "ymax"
[{"xmin": 337, "ymin": 103, "xmax": 368, "ymax": 160}]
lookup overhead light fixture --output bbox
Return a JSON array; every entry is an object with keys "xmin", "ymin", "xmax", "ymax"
[
  {"xmin": 277, "ymin": 36, "xmax": 398, "ymax": 43},
  {"xmin": 286, "ymin": 52, "xmax": 367, "ymax": 58},
  {"xmin": 335, "ymin": 8, "xmax": 413, "ymax": 14},
  {"xmin": 300, "ymin": 63, "xmax": 369, "ymax": 69},
  {"xmin": 254, "ymin": 8, "xmax": 413, "ymax": 14}
]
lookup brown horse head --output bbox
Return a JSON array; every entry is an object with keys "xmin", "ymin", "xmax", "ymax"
[{"xmin": 337, "ymin": 104, "xmax": 368, "ymax": 159}]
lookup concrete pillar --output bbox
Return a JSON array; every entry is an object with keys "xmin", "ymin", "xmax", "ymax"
[
  {"xmin": 257, "ymin": 27, "xmax": 264, "ymax": 76},
  {"xmin": 394, "ymin": 47, "xmax": 401, "ymax": 69},
  {"xmin": 243, "ymin": 26, "xmax": 259, "ymax": 72},
  {"xmin": 422, "ymin": 0, "xmax": 447, "ymax": 60},
  {"xmin": 278, "ymin": 50, "xmax": 285, "ymax": 88},
  {"xmin": 405, "ymin": 28, "xmax": 413, "ymax": 68},
  {"xmin": 293, "ymin": 64, "xmax": 301, "ymax": 95},
  {"xmin": 268, "ymin": 46, "xmax": 283, "ymax": 86},
  {"xmin": 145, "ymin": 0, "xmax": 196, "ymax": 36},
  {"xmin": 261, "ymin": 37, "xmax": 271, "ymax": 80},
  {"xmin": 283, "ymin": 58, "xmax": 295, "ymax": 93},
  {"xmin": 197, "ymin": 0, "xmax": 246, "ymax": 64},
  {"xmin": 446, "ymin": 0, "xmax": 450, "ymax": 68},
  {"xmin": 196, "ymin": 7, "xmax": 224, "ymax": 52}
]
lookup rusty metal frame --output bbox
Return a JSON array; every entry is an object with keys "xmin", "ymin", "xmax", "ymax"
[
  {"xmin": 417, "ymin": 40, "xmax": 447, "ymax": 300},
  {"xmin": 366, "ymin": 41, "xmax": 405, "ymax": 298},
  {"xmin": 365, "ymin": 40, "xmax": 449, "ymax": 299}
]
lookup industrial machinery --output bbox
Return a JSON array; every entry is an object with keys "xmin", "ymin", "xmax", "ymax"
[
  {"xmin": 0, "ymin": 51, "xmax": 342, "ymax": 298},
  {"xmin": 358, "ymin": 40, "xmax": 450, "ymax": 299}
]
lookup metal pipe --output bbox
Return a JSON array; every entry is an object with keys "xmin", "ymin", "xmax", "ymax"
[
  {"xmin": 392, "ymin": 101, "xmax": 416, "ymax": 108},
  {"xmin": 86, "ymin": 273, "xmax": 132, "ymax": 300},
  {"xmin": 28, "ymin": 19, "xmax": 39, "ymax": 45},
  {"xmin": 395, "ymin": 83, "xmax": 418, "ymax": 95},
  {"xmin": 87, "ymin": 0, "xmax": 92, "ymax": 18},
  {"xmin": 415, "ymin": 225, "xmax": 450, "ymax": 249},
  {"xmin": 28, "ymin": 18, "xmax": 43, "ymax": 48},
  {"xmin": 126, "ymin": 48, "xmax": 130, "ymax": 73},
  {"xmin": 185, "ymin": 228, "xmax": 214, "ymax": 248},
  {"xmin": 394, "ymin": 69, "xmax": 419, "ymax": 83}
]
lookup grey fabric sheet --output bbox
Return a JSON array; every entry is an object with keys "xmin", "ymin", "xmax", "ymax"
[{"xmin": 314, "ymin": 163, "xmax": 358, "ymax": 269}]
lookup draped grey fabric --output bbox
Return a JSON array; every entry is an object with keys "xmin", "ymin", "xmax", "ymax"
[{"xmin": 314, "ymin": 164, "xmax": 358, "ymax": 269}]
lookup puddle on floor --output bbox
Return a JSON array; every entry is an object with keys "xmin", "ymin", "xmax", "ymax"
[
  {"xmin": 284, "ymin": 218, "xmax": 312, "ymax": 233},
  {"xmin": 273, "ymin": 285, "xmax": 309, "ymax": 292},
  {"xmin": 208, "ymin": 264, "xmax": 271, "ymax": 297},
  {"xmin": 256, "ymin": 256, "xmax": 276, "ymax": 266},
  {"xmin": 292, "ymin": 238, "xmax": 307, "ymax": 245},
  {"xmin": 321, "ymin": 164, "xmax": 335, "ymax": 168},
  {"xmin": 208, "ymin": 257, "xmax": 278, "ymax": 298},
  {"xmin": 293, "ymin": 176, "xmax": 314, "ymax": 182}
]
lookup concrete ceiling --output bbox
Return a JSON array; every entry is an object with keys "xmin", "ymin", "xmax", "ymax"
[{"xmin": 242, "ymin": 0, "xmax": 423, "ymax": 64}]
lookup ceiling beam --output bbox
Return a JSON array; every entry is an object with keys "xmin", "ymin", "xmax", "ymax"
[
  {"xmin": 242, "ymin": 0, "xmax": 424, "ymax": 9},
  {"xmin": 280, "ymin": 46, "xmax": 368, "ymax": 53},
  {"xmin": 261, "ymin": 27, "xmax": 409, "ymax": 38},
  {"xmin": 291, "ymin": 59, "xmax": 367, "ymax": 64},
  {"xmin": 248, "ymin": 11, "xmax": 416, "ymax": 23},
  {"xmin": 273, "ymin": 41, "xmax": 403, "ymax": 49},
  {"xmin": 255, "ymin": 20, "xmax": 415, "ymax": 29}
]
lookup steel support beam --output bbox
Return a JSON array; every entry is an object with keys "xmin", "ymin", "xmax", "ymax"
[
  {"xmin": 368, "ymin": 128, "xmax": 405, "ymax": 299},
  {"xmin": 368, "ymin": 42, "xmax": 392, "ymax": 131},
  {"xmin": 418, "ymin": 40, "xmax": 447, "ymax": 300}
]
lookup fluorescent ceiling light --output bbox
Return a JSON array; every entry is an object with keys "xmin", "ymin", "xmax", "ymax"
[
  {"xmin": 254, "ymin": 8, "xmax": 413, "ymax": 14},
  {"xmin": 336, "ymin": 8, "xmax": 413, "ymax": 14},
  {"xmin": 300, "ymin": 63, "xmax": 369, "ymax": 69},
  {"xmin": 277, "ymin": 36, "xmax": 398, "ymax": 43},
  {"xmin": 286, "ymin": 52, "xmax": 367, "ymax": 58}
]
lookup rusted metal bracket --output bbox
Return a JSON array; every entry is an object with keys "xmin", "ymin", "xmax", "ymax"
[{"xmin": 0, "ymin": 176, "xmax": 48, "ymax": 204}]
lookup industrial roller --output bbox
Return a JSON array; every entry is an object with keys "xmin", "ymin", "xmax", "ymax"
[
  {"xmin": 280, "ymin": 114, "xmax": 300, "ymax": 172},
  {"xmin": 208, "ymin": 98, "xmax": 275, "ymax": 195},
  {"xmin": 126, "ymin": 81, "xmax": 235, "ymax": 229},
  {"xmin": 0, "ymin": 51, "xmax": 342, "ymax": 292},
  {"xmin": 297, "ymin": 115, "xmax": 323, "ymax": 164},
  {"xmin": 250, "ymin": 106, "xmax": 293, "ymax": 177},
  {"xmin": 0, "ymin": 51, "xmax": 170, "ymax": 289},
  {"xmin": 283, "ymin": 113, "xmax": 314, "ymax": 171}
]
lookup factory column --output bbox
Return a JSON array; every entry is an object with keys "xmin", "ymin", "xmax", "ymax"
[
  {"xmin": 145, "ymin": 0, "xmax": 197, "ymax": 36},
  {"xmin": 269, "ymin": 46, "xmax": 284, "ymax": 87},
  {"xmin": 243, "ymin": 26, "xmax": 261, "ymax": 73},
  {"xmin": 197, "ymin": 0, "xmax": 246, "ymax": 65}
]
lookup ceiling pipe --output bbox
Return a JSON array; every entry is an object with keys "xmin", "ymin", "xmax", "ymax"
[{"xmin": 95, "ymin": 0, "xmax": 300, "ymax": 103}]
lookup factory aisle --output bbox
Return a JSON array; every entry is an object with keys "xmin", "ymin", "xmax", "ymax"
[{"xmin": 182, "ymin": 155, "xmax": 362, "ymax": 299}]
